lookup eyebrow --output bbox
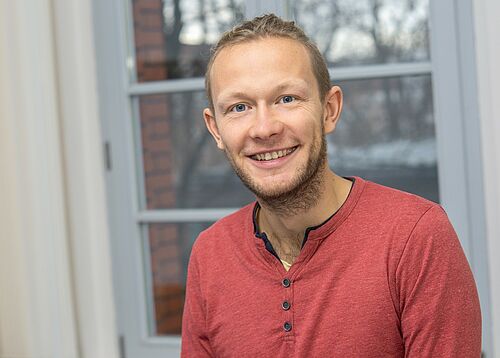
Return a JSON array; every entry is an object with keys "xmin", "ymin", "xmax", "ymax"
[
  {"xmin": 273, "ymin": 80, "xmax": 309, "ymax": 93},
  {"xmin": 216, "ymin": 92, "xmax": 253, "ymax": 113}
]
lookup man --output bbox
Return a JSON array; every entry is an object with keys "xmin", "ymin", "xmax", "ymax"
[{"xmin": 181, "ymin": 14, "xmax": 481, "ymax": 357}]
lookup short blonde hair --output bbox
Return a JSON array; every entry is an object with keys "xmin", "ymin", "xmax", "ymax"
[{"xmin": 205, "ymin": 14, "xmax": 331, "ymax": 111}]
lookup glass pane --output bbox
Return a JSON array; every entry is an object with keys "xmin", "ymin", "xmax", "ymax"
[
  {"xmin": 329, "ymin": 75, "xmax": 439, "ymax": 202},
  {"xmin": 135, "ymin": 92, "xmax": 254, "ymax": 210},
  {"xmin": 291, "ymin": 0, "xmax": 430, "ymax": 66},
  {"xmin": 131, "ymin": 0, "xmax": 245, "ymax": 82},
  {"xmin": 143, "ymin": 222, "xmax": 213, "ymax": 336}
]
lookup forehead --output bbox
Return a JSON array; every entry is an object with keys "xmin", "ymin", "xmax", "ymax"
[{"xmin": 209, "ymin": 37, "xmax": 317, "ymax": 103}]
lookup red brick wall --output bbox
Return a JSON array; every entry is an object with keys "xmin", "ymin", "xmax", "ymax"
[
  {"xmin": 133, "ymin": 0, "xmax": 183, "ymax": 335},
  {"xmin": 139, "ymin": 95, "xmax": 176, "ymax": 209},
  {"xmin": 133, "ymin": 0, "xmax": 168, "ymax": 82}
]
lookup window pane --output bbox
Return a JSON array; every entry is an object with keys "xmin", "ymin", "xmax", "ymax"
[
  {"xmin": 131, "ymin": 0, "xmax": 245, "ymax": 82},
  {"xmin": 329, "ymin": 75, "xmax": 438, "ymax": 202},
  {"xmin": 135, "ymin": 76, "xmax": 438, "ymax": 209},
  {"xmin": 143, "ymin": 222, "xmax": 213, "ymax": 336},
  {"xmin": 291, "ymin": 0, "xmax": 430, "ymax": 66},
  {"xmin": 134, "ymin": 92, "xmax": 254, "ymax": 210}
]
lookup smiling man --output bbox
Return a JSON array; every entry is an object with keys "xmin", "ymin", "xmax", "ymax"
[{"xmin": 181, "ymin": 14, "xmax": 481, "ymax": 357}]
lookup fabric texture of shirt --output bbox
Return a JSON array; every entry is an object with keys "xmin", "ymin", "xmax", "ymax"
[{"xmin": 181, "ymin": 177, "xmax": 481, "ymax": 357}]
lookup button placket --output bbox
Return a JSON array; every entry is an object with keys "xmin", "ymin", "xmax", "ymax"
[{"xmin": 281, "ymin": 277, "xmax": 293, "ymax": 334}]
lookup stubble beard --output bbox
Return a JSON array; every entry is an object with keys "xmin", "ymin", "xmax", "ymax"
[{"xmin": 225, "ymin": 132, "xmax": 328, "ymax": 217}]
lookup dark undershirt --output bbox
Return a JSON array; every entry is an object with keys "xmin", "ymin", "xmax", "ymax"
[{"xmin": 252, "ymin": 177, "xmax": 355, "ymax": 262}]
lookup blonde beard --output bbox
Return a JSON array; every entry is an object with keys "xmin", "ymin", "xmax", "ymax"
[{"xmin": 226, "ymin": 133, "xmax": 327, "ymax": 217}]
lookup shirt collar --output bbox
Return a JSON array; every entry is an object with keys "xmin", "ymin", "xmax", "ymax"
[{"xmin": 252, "ymin": 176, "xmax": 364, "ymax": 244}]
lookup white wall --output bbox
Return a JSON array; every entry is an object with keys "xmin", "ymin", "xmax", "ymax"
[
  {"xmin": 0, "ymin": 0, "xmax": 118, "ymax": 357},
  {"xmin": 0, "ymin": 0, "xmax": 79, "ymax": 355},
  {"xmin": 474, "ymin": 0, "xmax": 500, "ymax": 357}
]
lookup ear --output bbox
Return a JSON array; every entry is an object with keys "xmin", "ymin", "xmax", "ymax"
[
  {"xmin": 323, "ymin": 86, "xmax": 343, "ymax": 134},
  {"xmin": 203, "ymin": 108, "xmax": 225, "ymax": 150}
]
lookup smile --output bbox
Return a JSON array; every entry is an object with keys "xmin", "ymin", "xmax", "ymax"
[{"xmin": 250, "ymin": 146, "xmax": 298, "ymax": 161}]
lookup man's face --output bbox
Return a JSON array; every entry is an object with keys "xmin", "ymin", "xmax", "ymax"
[{"xmin": 204, "ymin": 37, "xmax": 342, "ymax": 200}]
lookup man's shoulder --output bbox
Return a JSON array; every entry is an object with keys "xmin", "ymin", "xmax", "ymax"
[
  {"xmin": 355, "ymin": 179, "xmax": 460, "ymax": 270},
  {"xmin": 360, "ymin": 178, "xmax": 438, "ymax": 216},
  {"xmin": 353, "ymin": 178, "xmax": 449, "ymax": 236}
]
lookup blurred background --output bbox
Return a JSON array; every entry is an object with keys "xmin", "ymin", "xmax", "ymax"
[{"xmin": 1, "ymin": 0, "xmax": 499, "ymax": 357}]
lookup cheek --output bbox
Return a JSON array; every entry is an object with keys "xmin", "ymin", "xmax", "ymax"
[
  {"xmin": 285, "ymin": 108, "xmax": 323, "ymax": 135},
  {"xmin": 282, "ymin": 101, "xmax": 322, "ymax": 119},
  {"xmin": 218, "ymin": 126, "xmax": 246, "ymax": 151}
]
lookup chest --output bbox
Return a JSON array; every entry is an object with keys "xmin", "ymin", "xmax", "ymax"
[{"xmin": 203, "ymin": 247, "xmax": 403, "ymax": 357}]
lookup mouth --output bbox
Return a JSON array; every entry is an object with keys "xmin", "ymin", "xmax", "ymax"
[{"xmin": 249, "ymin": 146, "xmax": 298, "ymax": 161}]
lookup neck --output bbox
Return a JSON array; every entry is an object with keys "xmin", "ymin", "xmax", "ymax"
[{"xmin": 257, "ymin": 169, "xmax": 352, "ymax": 252}]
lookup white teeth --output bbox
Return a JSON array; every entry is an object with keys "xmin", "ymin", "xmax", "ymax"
[{"xmin": 252, "ymin": 147, "xmax": 296, "ymax": 161}]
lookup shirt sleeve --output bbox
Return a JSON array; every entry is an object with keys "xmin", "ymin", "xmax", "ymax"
[
  {"xmin": 396, "ymin": 205, "xmax": 482, "ymax": 357},
  {"xmin": 181, "ymin": 240, "xmax": 214, "ymax": 357}
]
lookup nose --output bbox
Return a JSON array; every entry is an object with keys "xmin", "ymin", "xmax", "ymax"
[{"xmin": 248, "ymin": 105, "xmax": 284, "ymax": 140}]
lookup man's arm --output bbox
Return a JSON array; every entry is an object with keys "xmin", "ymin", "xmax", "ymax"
[
  {"xmin": 397, "ymin": 205, "xmax": 482, "ymax": 357},
  {"xmin": 181, "ymin": 242, "xmax": 214, "ymax": 357}
]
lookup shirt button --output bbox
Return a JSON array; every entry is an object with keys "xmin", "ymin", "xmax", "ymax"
[
  {"xmin": 283, "ymin": 322, "xmax": 292, "ymax": 332},
  {"xmin": 282, "ymin": 278, "xmax": 291, "ymax": 288},
  {"xmin": 282, "ymin": 301, "xmax": 291, "ymax": 310}
]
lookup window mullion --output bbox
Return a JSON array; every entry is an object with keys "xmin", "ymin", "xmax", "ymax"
[
  {"xmin": 330, "ymin": 62, "xmax": 432, "ymax": 81},
  {"xmin": 127, "ymin": 62, "xmax": 432, "ymax": 96},
  {"xmin": 136, "ymin": 209, "xmax": 240, "ymax": 223}
]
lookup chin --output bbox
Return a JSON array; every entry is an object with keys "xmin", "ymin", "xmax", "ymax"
[
  {"xmin": 251, "ymin": 179, "xmax": 300, "ymax": 198},
  {"xmin": 243, "ymin": 170, "xmax": 318, "ymax": 203},
  {"xmin": 226, "ymin": 134, "xmax": 327, "ymax": 204}
]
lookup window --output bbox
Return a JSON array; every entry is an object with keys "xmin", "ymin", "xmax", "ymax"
[
  {"xmin": 130, "ymin": 1, "xmax": 248, "ymax": 339},
  {"xmin": 292, "ymin": 0, "xmax": 438, "ymax": 202},
  {"xmin": 94, "ymin": 0, "xmax": 488, "ymax": 356}
]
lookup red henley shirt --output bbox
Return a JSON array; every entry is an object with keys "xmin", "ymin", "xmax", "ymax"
[{"xmin": 181, "ymin": 177, "xmax": 481, "ymax": 357}]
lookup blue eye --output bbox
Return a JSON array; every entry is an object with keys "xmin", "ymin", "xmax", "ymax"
[
  {"xmin": 281, "ymin": 95, "xmax": 295, "ymax": 104},
  {"xmin": 232, "ymin": 103, "xmax": 247, "ymax": 112}
]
